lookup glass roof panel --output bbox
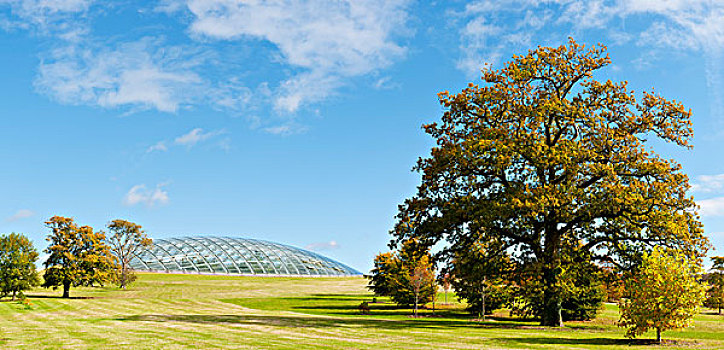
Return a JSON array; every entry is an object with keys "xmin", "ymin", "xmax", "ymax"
[{"xmin": 129, "ymin": 236, "xmax": 360, "ymax": 276}]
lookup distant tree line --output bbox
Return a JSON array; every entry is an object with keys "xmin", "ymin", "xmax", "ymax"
[{"xmin": 0, "ymin": 216, "xmax": 152, "ymax": 299}]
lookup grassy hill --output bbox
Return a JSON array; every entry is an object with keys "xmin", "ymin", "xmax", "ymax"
[{"xmin": 0, "ymin": 273, "xmax": 721, "ymax": 349}]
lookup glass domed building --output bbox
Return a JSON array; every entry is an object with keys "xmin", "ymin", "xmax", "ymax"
[{"xmin": 129, "ymin": 236, "xmax": 360, "ymax": 276}]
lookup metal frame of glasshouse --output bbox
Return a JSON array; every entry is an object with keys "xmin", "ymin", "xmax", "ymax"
[{"xmin": 129, "ymin": 236, "xmax": 360, "ymax": 276}]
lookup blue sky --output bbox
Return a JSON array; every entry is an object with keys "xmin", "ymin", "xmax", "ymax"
[{"xmin": 0, "ymin": 0, "xmax": 723, "ymax": 272}]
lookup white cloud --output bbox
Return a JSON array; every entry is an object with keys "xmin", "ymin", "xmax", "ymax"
[
  {"xmin": 6, "ymin": 209, "xmax": 34, "ymax": 222},
  {"xmin": 373, "ymin": 76, "xmax": 397, "ymax": 90},
  {"xmin": 4, "ymin": 0, "xmax": 410, "ymax": 128},
  {"xmin": 186, "ymin": 0, "xmax": 410, "ymax": 112},
  {"xmin": 0, "ymin": 0, "xmax": 92, "ymax": 33},
  {"xmin": 699, "ymin": 196, "xmax": 724, "ymax": 217},
  {"xmin": 455, "ymin": 0, "xmax": 724, "ymax": 118},
  {"xmin": 146, "ymin": 141, "xmax": 168, "ymax": 153},
  {"xmin": 35, "ymin": 38, "xmax": 204, "ymax": 113},
  {"xmin": 146, "ymin": 128, "xmax": 227, "ymax": 154},
  {"xmin": 305, "ymin": 240, "xmax": 340, "ymax": 251},
  {"xmin": 263, "ymin": 122, "xmax": 308, "ymax": 136},
  {"xmin": 0, "ymin": 0, "xmax": 95, "ymax": 50},
  {"xmin": 691, "ymin": 173, "xmax": 724, "ymax": 193},
  {"xmin": 123, "ymin": 183, "xmax": 169, "ymax": 207},
  {"xmin": 174, "ymin": 128, "xmax": 225, "ymax": 147}
]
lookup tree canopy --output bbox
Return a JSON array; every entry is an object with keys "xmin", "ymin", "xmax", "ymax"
[
  {"xmin": 43, "ymin": 216, "xmax": 117, "ymax": 298},
  {"xmin": 391, "ymin": 38, "xmax": 709, "ymax": 326},
  {"xmin": 0, "ymin": 233, "xmax": 40, "ymax": 300}
]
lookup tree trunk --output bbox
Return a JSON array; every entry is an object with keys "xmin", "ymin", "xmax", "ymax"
[
  {"xmin": 432, "ymin": 292, "xmax": 435, "ymax": 315},
  {"xmin": 540, "ymin": 261, "xmax": 563, "ymax": 327},
  {"xmin": 656, "ymin": 327, "xmax": 661, "ymax": 344},
  {"xmin": 481, "ymin": 276, "xmax": 486, "ymax": 321},
  {"xmin": 414, "ymin": 293, "xmax": 418, "ymax": 318},
  {"xmin": 11, "ymin": 290, "xmax": 16, "ymax": 301},
  {"xmin": 62, "ymin": 281, "xmax": 71, "ymax": 298},
  {"xmin": 540, "ymin": 228, "xmax": 563, "ymax": 327}
]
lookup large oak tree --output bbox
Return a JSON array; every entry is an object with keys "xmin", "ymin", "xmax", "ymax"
[{"xmin": 391, "ymin": 39, "xmax": 709, "ymax": 326}]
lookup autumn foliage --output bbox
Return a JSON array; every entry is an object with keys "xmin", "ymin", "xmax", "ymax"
[
  {"xmin": 42, "ymin": 216, "xmax": 117, "ymax": 298},
  {"xmin": 367, "ymin": 239, "xmax": 437, "ymax": 315},
  {"xmin": 0, "ymin": 233, "xmax": 40, "ymax": 300},
  {"xmin": 107, "ymin": 219, "xmax": 152, "ymax": 289},
  {"xmin": 390, "ymin": 38, "xmax": 709, "ymax": 326},
  {"xmin": 618, "ymin": 248, "xmax": 707, "ymax": 343}
]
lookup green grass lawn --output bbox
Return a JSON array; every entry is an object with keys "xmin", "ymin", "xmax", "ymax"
[{"xmin": 0, "ymin": 273, "xmax": 721, "ymax": 349}]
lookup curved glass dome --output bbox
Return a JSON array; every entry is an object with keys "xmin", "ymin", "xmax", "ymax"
[{"xmin": 129, "ymin": 236, "xmax": 360, "ymax": 276}]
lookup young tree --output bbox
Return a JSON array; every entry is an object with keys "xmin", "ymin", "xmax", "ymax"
[
  {"xmin": 0, "ymin": 233, "xmax": 40, "ymax": 300},
  {"xmin": 367, "ymin": 239, "xmax": 437, "ymax": 313},
  {"xmin": 410, "ymin": 255, "xmax": 435, "ymax": 317},
  {"xmin": 367, "ymin": 251, "xmax": 397, "ymax": 297},
  {"xmin": 447, "ymin": 237, "xmax": 510, "ymax": 320},
  {"xmin": 42, "ymin": 216, "xmax": 117, "ymax": 298},
  {"xmin": 706, "ymin": 256, "xmax": 724, "ymax": 314},
  {"xmin": 619, "ymin": 248, "xmax": 707, "ymax": 343},
  {"xmin": 107, "ymin": 219, "xmax": 152, "ymax": 289},
  {"xmin": 391, "ymin": 38, "xmax": 709, "ymax": 326}
]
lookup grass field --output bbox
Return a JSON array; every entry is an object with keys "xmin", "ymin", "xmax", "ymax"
[{"xmin": 0, "ymin": 273, "xmax": 722, "ymax": 349}]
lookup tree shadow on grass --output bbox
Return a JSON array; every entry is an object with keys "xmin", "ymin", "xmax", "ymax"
[
  {"xmin": 701, "ymin": 310, "xmax": 723, "ymax": 316},
  {"xmin": 496, "ymin": 337, "xmax": 698, "ymax": 347},
  {"xmin": 310, "ymin": 293, "xmax": 371, "ymax": 298},
  {"xmin": 116, "ymin": 313, "xmax": 514, "ymax": 330},
  {"xmin": 116, "ymin": 313, "xmax": 600, "ymax": 332},
  {"xmin": 23, "ymin": 295, "xmax": 95, "ymax": 300}
]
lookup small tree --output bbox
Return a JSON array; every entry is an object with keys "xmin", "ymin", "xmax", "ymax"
[
  {"xmin": 366, "ymin": 239, "xmax": 437, "ymax": 313},
  {"xmin": 447, "ymin": 237, "xmax": 511, "ymax": 320},
  {"xmin": 0, "ymin": 233, "xmax": 40, "ymax": 300},
  {"xmin": 619, "ymin": 248, "xmax": 707, "ymax": 343},
  {"xmin": 410, "ymin": 255, "xmax": 434, "ymax": 317},
  {"xmin": 43, "ymin": 216, "xmax": 117, "ymax": 298},
  {"xmin": 107, "ymin": 219, "xmax": 152, "ymax": 289},
  {"xmin": 706, "ymin": 256, "xmax": 724, "ymax": 314},
  {"xmin": 367, "ymin": 251, "xmax": 397, "ymax": 297}
]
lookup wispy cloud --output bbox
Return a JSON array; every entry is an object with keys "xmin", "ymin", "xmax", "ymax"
[
  {"xmin": 455, "ymin": 0, "xmax": 724, "ymax": 118},
  {"xmin": 123, "ymin": 183, "xmax": 169, "ymax": 207},
  {"xmin": 146, "ymin": 141, "xmax": 168, "ymax": 153},
  {"xmin": 691, "ymin": 173, "xmax": 724, "ymax": 193},
  {"xmin": 305, "ymin": 240, "xmax": 340, "ymax": 251},
  {"xmin": 263, "ymin": 122, "xmax": 308, "ymax": 136},
  {"xmin": 698, "ymin": 196, "xmax": 724, "ymax": 217},
  {"xmin": 174, "ymin": 128, "xmax": 225, "ymax": 147},
  {"xmin": 692, "ymin": 173, "xmax": 724, "ymax": 217},
  {"xmin": 373, "ymin": 76, "xmax": 398, "ymax": 90},
  {"xmin": 3, "ymin": 0, "xmax": 411, "ymax": 131},
  {"xmin": 35, "ymin": 37, "xmax": 204, "ymax": 113},
  {"xmin": 186, "ymin": 0, "xmax": 410, "ymax": 112},
  {"xmin": 6, "ymin": 209, "xmax": 34, "ymax": 222},
  {"xmin": 0, "ymin": 0, "xmax": 93, "ymax": 36},
  {"xmin": 146, "ymin": 128, "xmax": 227, "ymax": 154}
]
